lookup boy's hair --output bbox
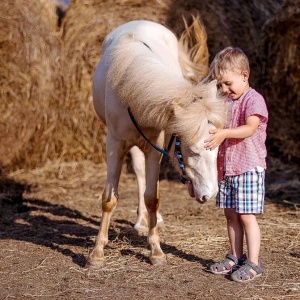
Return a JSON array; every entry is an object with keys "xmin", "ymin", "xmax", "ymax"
[{"xmin": 209, "ymin": 47, "xmax": 250, "ymax": 80}]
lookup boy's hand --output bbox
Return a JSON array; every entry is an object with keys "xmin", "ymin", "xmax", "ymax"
[{"xmin": 204, "ymin": 129, "xmax": 227, "ymax": 150}]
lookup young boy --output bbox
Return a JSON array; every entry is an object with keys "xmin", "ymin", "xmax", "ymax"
[{"xmin": 204, "ymin": 47, "xmax": 268, "ymax": 283}]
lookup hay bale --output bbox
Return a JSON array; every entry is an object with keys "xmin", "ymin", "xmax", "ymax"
[
  {"xmin": 59, "ymin": 0, "xmax": 171, "ymax": 164},
  {"xmin": 258, "ymin": 0, "xmax": 300, "ymax": 160},
  {"xmin": 165, "ymin": 0, "xmax": 283, "ymax": 63},
  {"xmin": 1, "ymin": 0, "xmax": 298, "ymax": 174},
  {"xmin": 0, "ymin": 0, "xmax": 62, "ymax": 171},
  {"xmin": 165, "ymin": 0, "xmax": 300, "ymax": 162}
]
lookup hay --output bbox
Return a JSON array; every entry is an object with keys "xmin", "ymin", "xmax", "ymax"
[
  {"xmin": 0, "ymin": 0, "xmax": 171, "ymax": 173},
  {"xmin": 257, "ymin": 0, "xmax": 300, "ymax": 160},
  {"xmin": 0, "ymin": 0, "xmax": 299, "ymax": 173},
  {"xmin": 59, "ymin": 0, "xmax": 171, "ymax": 164},
  {"xmin": 166, "ymin": 0, "xmax": 299, "ymax": 162},
  {"xmin": 0, "ymin": 0, "xmax": 62, "ymax": 171},
  {"xmin": 165, "ymin": 0, "xmax": 283, "ymax": 63}
]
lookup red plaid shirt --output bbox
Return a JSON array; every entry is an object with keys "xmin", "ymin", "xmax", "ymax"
[{"xmin": 218, "ymin": 88, "xmax": 268, "ymax": 180}]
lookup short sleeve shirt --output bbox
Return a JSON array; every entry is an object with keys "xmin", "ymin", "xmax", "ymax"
[{"xmin": 217, "ymin": 88, "xmax": 268, "ymax": 180}]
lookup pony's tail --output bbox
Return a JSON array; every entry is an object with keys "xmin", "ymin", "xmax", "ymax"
[{"xmin": 178, "ymin": 15, "xmax": 209, "ymax": 83}]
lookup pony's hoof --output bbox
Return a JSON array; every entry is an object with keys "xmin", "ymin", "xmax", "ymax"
[
  {"xmin": 84, "ymin": 257, "xmax": 104, "ymax": 269},
  {"xmin": 150, "ymin": 256, "xmax": 167, "ymax": 266}
]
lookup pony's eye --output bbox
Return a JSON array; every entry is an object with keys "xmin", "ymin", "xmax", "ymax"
[
  {"xmin": 189, "ymin": 149, "xmax": 200, "ymax": 157},
  {"xmin": 192, "ymin": 96, "xmax": 202, "ymax": 103}
]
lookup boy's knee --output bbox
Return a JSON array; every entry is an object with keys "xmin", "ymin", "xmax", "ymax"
[
  {"xmin": 224, "ymin": 208, "xmax": 238, "ymax": 221},
  {"xmin": 239, "ymin": 213, "xmax": 257, "ymax": 225}
]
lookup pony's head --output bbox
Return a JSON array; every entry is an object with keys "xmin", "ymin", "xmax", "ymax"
[{"xmin": 170, "ymin": 80, "xmax": 227, "ymax": 203}]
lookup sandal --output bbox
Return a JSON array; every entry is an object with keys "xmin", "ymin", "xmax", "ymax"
[
  {"xmin": 209, "ymin": 254, "xmax": 246, "ymax": 274},
  {"xmin": 231, "ymin": 259, "xmax": 263, "ymax": 283}
]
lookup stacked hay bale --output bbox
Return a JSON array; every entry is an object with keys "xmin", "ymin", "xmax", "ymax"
[
  {"xmin": 166, "ymin": 0, "xmax": 300, "ymax": 163},
  {"xmin": 1, "ymin": 0, "xmax": 298, "ymax": 174},
  {"xmin": 258, "ymin": 0, "xmax": 300, "ymax": 160},
  {"xmin": 0, "ymin": 0, "xmax": 172, "ymax": 173},
  {"xmin": 165, "ymin": 0, "xmax": 283, "ymax": 66},
  {"xmin": 59, "ymin": 0, "xmax": 171, "ymax": 165},
  {"xmin": 0, "ymin": 0, "xmax": 63, "ymax": 172}
]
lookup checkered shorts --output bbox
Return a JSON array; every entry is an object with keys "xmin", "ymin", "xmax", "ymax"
[{"xmin": 216, "ymin": 167, "xmax": 265, "ymax": 214}]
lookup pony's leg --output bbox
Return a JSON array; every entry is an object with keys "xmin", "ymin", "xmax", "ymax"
[
  {"xmin": 145, "ymin": 150, "xmax": 167, "ymax": 265},
  {"xmin": 129, "ymin": 146, "xmax": 148, "ymax": 233},
  {"xmin": 86, "ymin": 135, "xmax": 127, "ymax": 269},
  {"xmin": 130, "ymin": 146, "xmax": 164, "ymax": 234}
]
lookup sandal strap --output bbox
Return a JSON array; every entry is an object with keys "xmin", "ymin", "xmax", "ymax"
[
  {"xmin": 243, "ymin": 259, "xmax": 263, "ymax": 274},
  {"xmin": 225, "ymin": 254, "xmax": 239, "ymax": 265},
  {"xmin": 233, "ymin": 264, "xmax": 255, "ymax": 280},
  {"xmin": 211, "ymin": 254, "xmax": 238, "ymax": 272}
]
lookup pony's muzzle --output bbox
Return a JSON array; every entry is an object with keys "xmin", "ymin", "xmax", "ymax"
[
  {"xmin": 186, "ymin": 182, "xmax": 195, "ymax": 198},
  {"xmin": 196, "ymin": 195, "xmax": 210, "ymax": 204}
]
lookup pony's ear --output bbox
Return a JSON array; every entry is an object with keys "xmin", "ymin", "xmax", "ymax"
[
  {"xmin": 206, "ymin": 79, "xmax": 217, "ymax": 94},
  {"xmin": 195, "ymin": 79, "xmax": 218, "ymax": 98},
  {"xmin": 173, "ymin": 102, "xmax": 184, "ymax": 116},
  {"xmin": 172, "ymin": 101, "xmax": 186, "ymax": 117}
]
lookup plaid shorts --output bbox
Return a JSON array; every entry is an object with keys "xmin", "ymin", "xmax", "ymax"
[{"xmin": 216, "ymin": 167, "xmax": 265, "ymax": 214}]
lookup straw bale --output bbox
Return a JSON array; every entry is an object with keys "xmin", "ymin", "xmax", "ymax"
[
  {"xmin": 257, "ymin": 0, "xmax": 300, "ymax": 160},
  {"xmin": 165, "ymin": 0, "xmax": 283, "ymax": 66},
  {"xmin": 59, "ymin": 0, "xmax": 171, "ymax": 165},
  {"xmin": 0, "ymin": 0, "xmax": 63, "ymax": 171},
  {"xmin": 166, "ymin": 0, "xmax": 300, "ymax": 162},
  {"xmin": 1, "ymin": 0, "xmax": 299, "ymax": 174}
]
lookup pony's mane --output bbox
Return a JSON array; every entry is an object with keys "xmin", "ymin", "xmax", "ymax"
[
  {"xmin": 107, "ymin": 32, "xmax": 194, "ymax": 129},
  {"xmin": 107, "ymin": 29, "xmax": 227, "ymax": 138},
  {"xmin": 170, "ymin": 87, "xmax": 227, "ymax": 145},
  {"xmin": 178, "ymin": 16, "xmax": 209, "ymax": 83}
]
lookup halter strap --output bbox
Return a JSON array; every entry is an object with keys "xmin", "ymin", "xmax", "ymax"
[
  {"xmin": 128, "ymin": 107, "xmax": 190, "ymax": 184},
  {"xmin": 128, "ymin": 107, "xmax": 174, "ymax": 156}
]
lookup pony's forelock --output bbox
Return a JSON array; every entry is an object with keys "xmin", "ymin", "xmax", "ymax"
[{"xmin": 170, "ymin": 86, "xmax": 227, "ymax": 145}]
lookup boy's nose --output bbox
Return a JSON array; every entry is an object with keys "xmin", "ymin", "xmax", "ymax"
[{"xmin": 222, "ymin": 85, "xmax": 228, "ymax": 94}]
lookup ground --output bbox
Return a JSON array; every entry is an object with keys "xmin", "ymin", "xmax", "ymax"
[{"xmin": 0, "ymin": 161, "xmax": 299, "ymax": 300}]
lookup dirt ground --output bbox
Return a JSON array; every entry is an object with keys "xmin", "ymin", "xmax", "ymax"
[{"xmin": 0, "ymin": 160, "xmax": 299, "ymax": 300}]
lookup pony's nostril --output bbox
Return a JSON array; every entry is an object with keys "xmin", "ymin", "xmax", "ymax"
[{"xmin": 202, "ymin": 195, "xmax": 210, "ymax": 202}]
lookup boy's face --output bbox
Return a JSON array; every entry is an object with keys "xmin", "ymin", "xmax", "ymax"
[{"xmin": 218, "ymin": 69, "xmax": 249, "ymax": 100}]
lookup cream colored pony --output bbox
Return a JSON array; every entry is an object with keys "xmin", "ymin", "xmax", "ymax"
[{"xmin": 86, "ymin": 18, "xmax": 226, "ymax": 269}]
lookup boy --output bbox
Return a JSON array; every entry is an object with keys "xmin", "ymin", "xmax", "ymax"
[{"xmin": 204, "ymin": 47, "xmax": 268, "ymax": 282}]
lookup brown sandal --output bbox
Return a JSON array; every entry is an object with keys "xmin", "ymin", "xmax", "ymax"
[{"xmin": 209, "ymin": 254, "xmax": 246, "ymax": 274}]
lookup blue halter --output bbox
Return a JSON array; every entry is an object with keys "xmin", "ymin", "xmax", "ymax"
[{"xmin": 128, "ymin": 107, "xmax": 191, "ymax": 184}]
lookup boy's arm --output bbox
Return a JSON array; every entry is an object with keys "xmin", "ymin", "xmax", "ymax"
[{"xmin": 204, "ymin": 115, "xmax": 260, "ymax": 150}]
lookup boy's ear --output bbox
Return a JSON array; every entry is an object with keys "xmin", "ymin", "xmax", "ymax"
[{"xmin": 241, "ymin": 70, "xmax": 249, "ymax": 81}]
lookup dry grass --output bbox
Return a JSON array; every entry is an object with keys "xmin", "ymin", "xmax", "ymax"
[{"xmin": 0, "ymin": 160, "xmax": 299, "ymax": 299}]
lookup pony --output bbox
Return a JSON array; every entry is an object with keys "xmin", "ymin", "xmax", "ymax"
[{"xmin": 86, "ymin": 17, "xmax": 227, "ymax": 269}]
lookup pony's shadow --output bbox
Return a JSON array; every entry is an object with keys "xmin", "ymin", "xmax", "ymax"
[
  {"xmin": 114, "ymin": 219, "xmax": 213, "ymax": 269},
  {"xmin": 0, "ymin": 175, "xmax": 212, "ymax": 269},
  {"xmin": 0, "ymin": 176, "xmax": 99, "ymax": 267}
]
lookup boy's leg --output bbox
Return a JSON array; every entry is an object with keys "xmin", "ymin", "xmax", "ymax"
[
  {"xmin": 239, "ymin": 214, "xmax": 261, "ymax": 266},
  {"xmin": 231, "ymin": 214, "xmax": 263, "ymax": 282},
  {"xmin": 224, "ymin": 208, "xmax": 244, "ymax": 259},
  {"xmin": 209, "ymin": 179, "xmax": 245, "ymax": 274},
  {"xmin": 235, "ymin": 167, "xmax": 264, "ymax": 266}
]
